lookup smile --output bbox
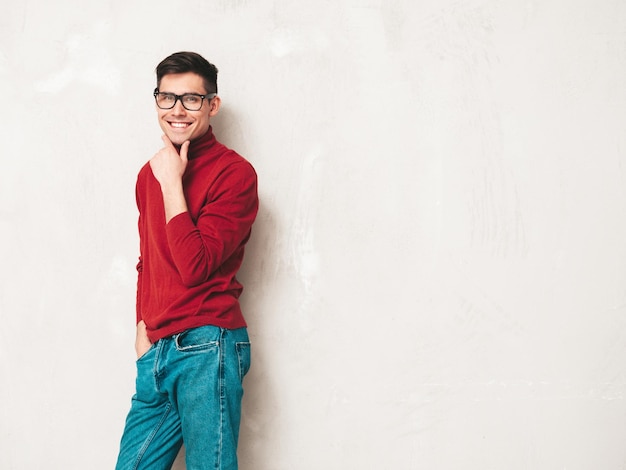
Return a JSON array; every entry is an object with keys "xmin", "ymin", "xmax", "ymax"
[{"xmin": 169, "ymin": 122, "xmax": 191, "ymax": 128}]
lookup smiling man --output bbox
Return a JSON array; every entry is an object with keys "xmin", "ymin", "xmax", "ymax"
[{"xmin": 115, "ymin": 52, "xmax": 258, "ymax": 470}]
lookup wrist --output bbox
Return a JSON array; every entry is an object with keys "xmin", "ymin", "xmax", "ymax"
[{"xmin": 160, "ymin": 180, "xmax": 184, "ymax": 197}]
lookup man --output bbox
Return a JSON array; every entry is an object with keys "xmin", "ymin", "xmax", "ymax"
[{"xmin": 116, "ymin": 51, "xmax": 258, "ymax": 470}]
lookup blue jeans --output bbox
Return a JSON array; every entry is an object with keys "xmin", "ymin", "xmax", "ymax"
[{"xmin": 115, "ymin": 326, "xmax": 251, "ymax": 470}]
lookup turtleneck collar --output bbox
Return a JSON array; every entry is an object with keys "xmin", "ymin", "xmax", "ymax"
[{"xmin": 185, "ymin": 126, "xmax": 216, "ymax": 160}]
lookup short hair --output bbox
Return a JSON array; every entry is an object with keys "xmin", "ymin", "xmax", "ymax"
[{"xmin": 156, "ymin": 51, "xmax": 218, "ymax": 94}]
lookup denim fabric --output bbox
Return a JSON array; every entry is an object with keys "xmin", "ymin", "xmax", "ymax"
[{"xmin": 116, "ymin": 326, "xmax": 250, "ymax": 470}]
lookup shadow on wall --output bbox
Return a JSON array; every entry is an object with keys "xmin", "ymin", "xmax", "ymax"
[{"xmin": 171, "ymin": 107, "xmax": 275, "ymax": 470}]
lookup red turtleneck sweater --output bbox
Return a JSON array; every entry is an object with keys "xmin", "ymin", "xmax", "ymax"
[{"xmin": 135, "ymin": 127, "xmax": 258, "ymax": 342}]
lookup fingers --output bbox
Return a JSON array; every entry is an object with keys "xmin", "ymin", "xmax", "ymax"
[
  {"xmin": 180, "ymin": 140, "xmax": 190, "ymax": 162},
  {"xmin": 161, "ymin": 135, "xmax": 190, "ymax": 160},
  {"xmin": 161, "ymin": 134, "xmax": 175, "ymax": 149}
]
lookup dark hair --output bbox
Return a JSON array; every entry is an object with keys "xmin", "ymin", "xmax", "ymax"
[{"xmin": 156, "ymin": 51, "xmax": 218, "ymax": 94}]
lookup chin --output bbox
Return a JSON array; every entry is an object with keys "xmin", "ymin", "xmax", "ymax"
[
  {"xmin": 166, "ymin": 133, "xmax": 191, "ymax": 146},
  {"xmin": 169, "ymin": 138, "xmax": 187, "ymax": 146}
]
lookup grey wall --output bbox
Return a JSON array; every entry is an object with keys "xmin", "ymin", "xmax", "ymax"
[{"xmin": 2, "ymin": 1, "xmax": 626, "ymax": 468}]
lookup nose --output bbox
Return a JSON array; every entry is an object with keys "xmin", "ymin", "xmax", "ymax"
[{"xmin": 171, "ymin": 98, "xmax": 187, "ymax": 114}]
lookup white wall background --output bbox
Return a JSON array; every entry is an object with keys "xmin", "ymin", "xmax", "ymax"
[{"xmin": 1, "ymin": 0, "xmax": 625, "ymax": 468}]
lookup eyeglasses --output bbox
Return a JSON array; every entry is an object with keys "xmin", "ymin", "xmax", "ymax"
[{"xmin": 153, "ymin": 89, "xmax": 217, "ymax": 111}]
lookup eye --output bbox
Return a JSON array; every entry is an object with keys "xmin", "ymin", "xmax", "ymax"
[
  {"xmin": 182, "ymin": 94, "xmax": 202, "ymax": 105},
  {"xmin": 158, "ymin": 93, "xmax": 175, "ymax": 104}
]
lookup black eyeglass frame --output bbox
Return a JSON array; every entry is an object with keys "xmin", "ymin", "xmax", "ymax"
[{"xmin": 153, "ymin": 88, "xmax": 217, "ymax": 111}]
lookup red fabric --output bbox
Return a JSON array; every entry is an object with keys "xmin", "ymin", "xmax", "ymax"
[{"xmin": 135, "ymin": 127, "xmax": 258, "ymax": 342}]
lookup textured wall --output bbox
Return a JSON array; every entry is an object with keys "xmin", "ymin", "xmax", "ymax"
[{"xmin": 1, "ymin": 1, "xmax": 626, "ymax": 468}]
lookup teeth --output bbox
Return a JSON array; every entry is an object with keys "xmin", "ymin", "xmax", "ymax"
[{"xmin": 171, "ymin": 122, "xmax": 189, "ymax": 128}]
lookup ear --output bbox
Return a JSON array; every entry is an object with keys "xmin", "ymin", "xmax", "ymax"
[{"xmin": 208, "ymin": 96, "xmax": 221, "ymax": 117}]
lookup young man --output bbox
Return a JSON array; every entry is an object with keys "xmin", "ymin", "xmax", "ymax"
[{"xmin": 116, "ymin": 52, "xmax": 258, "ymax": 470}]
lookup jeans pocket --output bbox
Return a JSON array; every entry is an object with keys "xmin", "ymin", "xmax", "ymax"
[
  {"xmin": 174, "ymin": 326, "xmax": 220, "ymax": 353},
  {"xmin": 136, "ymin": 343, "xmax": 155, "ymax": 362},
  {"xmin": 236, "ymin": 342, "xmax": 251, "ymax": 381}
]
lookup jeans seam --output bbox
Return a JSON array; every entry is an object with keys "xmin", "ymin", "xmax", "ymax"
[
  {"xmin": 217, "ymin": 328, "xmax": 225, "ymax": 470},
  {"xmin": 132, "ymin": 402, "xmax": 173, "ymax": 470},
  {"xmin": 153, "ymin": 339, "xmax": 164, "ymax": 393},
  {"xmin": 235, "ymin": 342, "xmax": 251, "ymax": 381}
]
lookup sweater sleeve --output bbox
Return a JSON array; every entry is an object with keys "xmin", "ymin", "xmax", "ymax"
[
  {"xmin": 135, "ymin": 179, "xmax": 144, "ymax": 324},
  {"xmin": 165, "ymin": 160, "xmax": 258, "ymax": 287}
]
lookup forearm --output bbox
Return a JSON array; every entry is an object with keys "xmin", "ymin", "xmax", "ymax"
[
  {"xmin": 150, "ymin": 136, "xmax": 189, "ymax": 223},
  {"xmin": 161, "ymin": 182, "xmax": 188, "ymax": 223}
]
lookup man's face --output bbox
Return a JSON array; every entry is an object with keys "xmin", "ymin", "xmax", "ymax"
[{"xmin": 156, "ymin": 72, "xmax": 219, "ymax": 146}]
